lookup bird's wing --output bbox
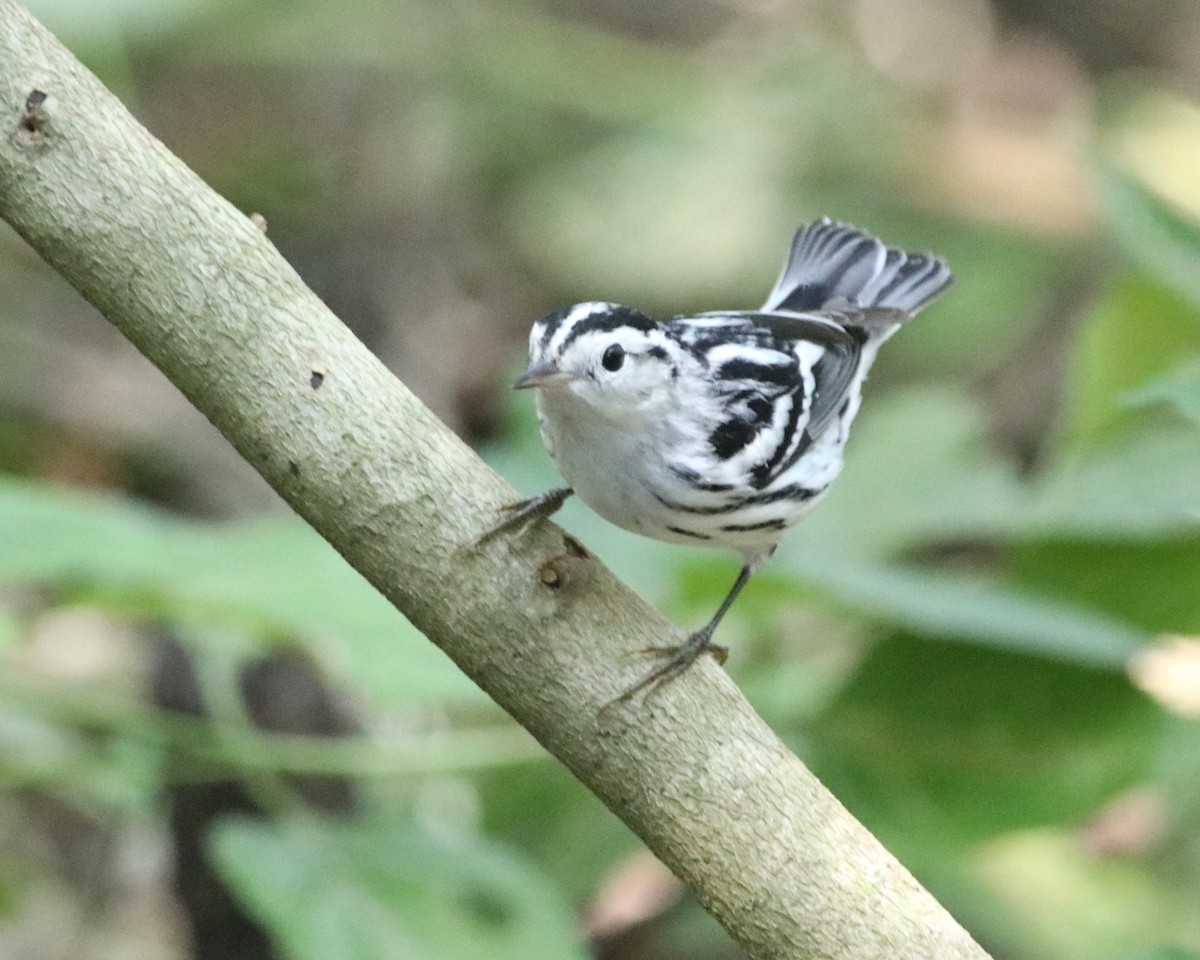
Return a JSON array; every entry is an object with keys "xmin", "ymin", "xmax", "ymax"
[
  {"xmin": 692, "ymin": 310, "xmax": 863, "ymax": 440},
  {"xmin": 676, "ymin": 310, "xmax": 865, "ymax": 488}
]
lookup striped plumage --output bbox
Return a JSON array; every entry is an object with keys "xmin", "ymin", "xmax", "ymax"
[{"xmin": 505, "ymin": 219, "xmax": 952, "ymax": 699}]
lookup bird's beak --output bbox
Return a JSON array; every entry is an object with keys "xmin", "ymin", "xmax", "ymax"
[{"xmin": 513, "ymin": 360, "xmax": 570, "ymax": 390}]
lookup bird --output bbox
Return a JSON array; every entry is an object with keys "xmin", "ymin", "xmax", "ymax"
[{"xmin": 485, "ymin": 218, "xmax": 952, "ymax": 701}]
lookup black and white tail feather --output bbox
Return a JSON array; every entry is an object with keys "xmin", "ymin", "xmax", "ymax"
[
  {"xmin": 485, "ymin": 218, "xmax": 953, "ymax": 703},
  {"xmin": 764, "ymin": 216, "xmax": 950, "ymax": 320}
]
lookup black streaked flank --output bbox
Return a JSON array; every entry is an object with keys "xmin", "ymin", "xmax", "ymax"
[
  {"xmin": 653, "ymin": 490, "xmax": 744, "ymax": 516},
  {"xmin": 654, "ymin": 491, "xmax": 712, "ymax": 514},
  {"xmin": 652, "ymin": 481, "xmax": 823, "ymax": 517},
  {"xmin": 721, "ymin": 518, "xmax": 787, "ymax": 532},
  {"xmin": 668, "ymin": 465, "xmax": 733, "ymax": 493},
  {"xmin": 667, "ymin": 525, "xmax": 711, "ymax": 540},
  {"xmin": 744, "ymin": 482, "xmax": 823, "ymax": 506}
]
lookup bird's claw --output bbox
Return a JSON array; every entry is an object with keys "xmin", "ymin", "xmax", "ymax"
[
  {"xmin": 610, "ymin": 632, "xmax": 727, "ymax": 705},
  {"xmin": 469, "ymin": 487, "xmax": 573, "ymax": 549}
]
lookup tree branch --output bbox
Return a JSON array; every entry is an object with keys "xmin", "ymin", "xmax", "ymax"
[{"xmin": 0, "ymin": 4, "xmax": 991, "ymax": 957}]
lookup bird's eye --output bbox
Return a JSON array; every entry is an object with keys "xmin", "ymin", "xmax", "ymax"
[{"xmin": 601, "ymin": 344, "xmax": 625, "ymax": 372}]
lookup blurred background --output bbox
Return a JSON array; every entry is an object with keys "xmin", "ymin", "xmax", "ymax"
[{"xmin": 2, "ymin": 0, "xmax": 1200, "ymax": 958}]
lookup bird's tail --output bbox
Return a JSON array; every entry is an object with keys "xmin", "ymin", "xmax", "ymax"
[{"xmin": 762, "ymin": 218, "xmax": 953, "ymax": 329}]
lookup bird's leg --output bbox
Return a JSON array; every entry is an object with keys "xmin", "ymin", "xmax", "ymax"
[
  {"xmin": 471, "ymin": 487, "xmax": 574, "ymax": 548},
  {"xmin": 615, "ymin": 563, "xmax": 754, "ymax": 703}
]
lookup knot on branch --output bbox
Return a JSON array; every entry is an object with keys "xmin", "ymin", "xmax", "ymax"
[
  {"xmin": 14, "ymin": 89, "xmax": 52, "ymax": 146},
  {"xmin": 538, "ymin": 535, "xmax": 591, "ymax": 589}
]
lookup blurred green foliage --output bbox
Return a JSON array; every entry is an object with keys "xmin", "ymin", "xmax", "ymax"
[
  {"xmin": 211, "ymin": 817, "xmax": 590, "ymax": 960},
  {"xmin": 3, "ymin": 1, "xmax": 1200, "ymax": 959}
]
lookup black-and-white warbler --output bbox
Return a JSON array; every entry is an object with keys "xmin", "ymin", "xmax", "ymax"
[{"xmin": 491, "ymin": 218, "xmax": 952, "ymax": 699}]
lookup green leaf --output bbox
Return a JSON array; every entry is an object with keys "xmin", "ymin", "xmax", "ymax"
[
  {"xmin": 972, "ymin": 830, "xmax": 1200, "ymax": 960},
  {"xmin": 1126, "ymin": 362, "xmax": 1200, "ymax": 428},
  {"xmin": 809, "ymin": 635, "xmax": 1162, "ymax": 858},
  {"xmin": 1119, "ymin": 951, "xmax": 1200, "ymax": 960},
  {"xmin": 783, "ymin": 554, "xmax": 1147, "ymax": 669},
  {"xmin": 1058, "ymin": 271, "xmax": 1200, "ymax": 451},
  {"xmin": 480, "ymin": 762, "xmax": 639, "ymax": 904},
  {"xmin": 1023, "ymin": 429, "xmax": 1200, "ymax": 539},
  {"xmin": 0, "ymin": 478, "xmax": 476, "ymax": 706},
  {"xmin": 793, "ymin": 387, "xmax": 1200, "ymax": 560},
  {"xmin": 0, "ymin": 701, "xmax": 161, "ymax": 813},
  {"xmin": 211, "ymin": 817, "xmax": 589, "ymax": 960},
  {"xmin": 789, "ymin": 387, "xmax": 1028, "ymax": 558},
  {"xmin": 23, "ymin": 0, "xmax": 213, "ymax": 50},
  {"xmin": 880, "ymin": 221, "xmax": 1071, "ymax": 382},
  {"xmin": 0, "ymin": 604, "xmax": 19, "ymax": 653},
  {"xmin": 1093, "ymin": 157, "xmax": 1200, "ymax": 307},
  {"xmin": 1016, "ymin": 538, "xmax": 1200, "ymax": 635}
]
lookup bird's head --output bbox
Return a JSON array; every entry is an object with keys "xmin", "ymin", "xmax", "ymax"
[{"xmin": 516, "ymin": 302, "xmax": 680, "ymax": 417}]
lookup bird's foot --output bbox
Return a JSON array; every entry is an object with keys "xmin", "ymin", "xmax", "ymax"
[
  {"xmin": 470, "ymin": 487, "xmax": 573, "ymax": 549},
  {"xmin": 611, "ymin": 630, "xmax": 728, "ymax": 705}
]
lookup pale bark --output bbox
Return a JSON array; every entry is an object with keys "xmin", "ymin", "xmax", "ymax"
[{"xmin": 0, "ymin": 4, "xmax": 992, "ymax": 957}]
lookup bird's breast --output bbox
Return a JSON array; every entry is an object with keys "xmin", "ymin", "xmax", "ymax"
[{"xmin": 535, "ymin": 392, "xmax": 672, "ymax": 534}]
